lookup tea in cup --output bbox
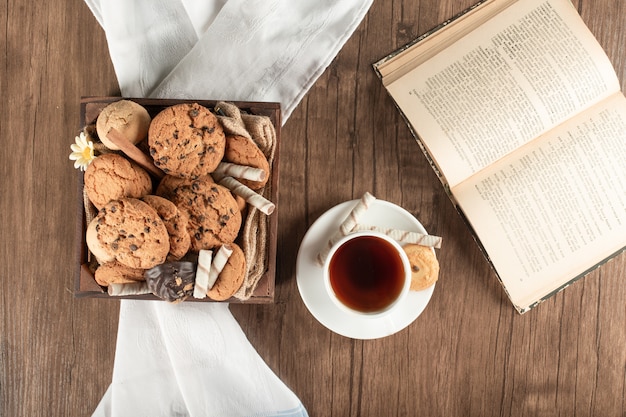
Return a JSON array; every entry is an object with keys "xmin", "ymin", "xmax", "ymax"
[{"xmin": 323, "ymin": 231, "xmax": 411, "ymax": 317}]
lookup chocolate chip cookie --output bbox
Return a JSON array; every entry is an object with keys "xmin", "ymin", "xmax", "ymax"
[
  {"xmin": 94, "ymin": 260, "xmax": 146, "ymax": 286},
  {"xmin": 142, "ymin": 195, "xmax": 191, "ymax": 261},
  {"xmin": 148, "ymin": 103, "xmax": 225, "ymax": 178},
  {"xmin": 94, "ymin": 198, "xmax": 170, "ymax": 269},
  {"xmin": 156, "ymin": 175, "xmax": 242, "ymax": 251},
  {"xmin": 145, "ymin": 261, "xmax": 196, "ymax": 303}
]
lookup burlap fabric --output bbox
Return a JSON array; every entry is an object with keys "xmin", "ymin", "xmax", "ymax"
[{"xmin": 214, "ymin": 101, "xmax": 277, "ymax": 300}]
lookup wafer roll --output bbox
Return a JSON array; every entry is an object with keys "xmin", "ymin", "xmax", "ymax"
[
  {"xmin": 193, "ymin": 249, "xmax": 213, "ymax": 299},
  {"xmin": 207, "ymin": 245, "xmax": 234, "ymax": 289},
  {"xmin": 214, "ymin": 162, "xmax": 266, "ymax": 182},
  {"xmin": 108, "ymin": 282, "xmax": 151, "ymax": 296},
  {"xmin": 218, "ymin": 176, "xmax": 275, "ymax": 215},
  {"xmin": 316, "ymin": 192, "xmax": 376, "ymax": 266},
  {"xmin": 352, "ymin": 224, "xmax": 442, "ymax": 248}
]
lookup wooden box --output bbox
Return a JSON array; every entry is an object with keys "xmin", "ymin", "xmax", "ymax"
[{"xmin": 75, "ymin": 97, "xmax": 281, "ymax": 303}]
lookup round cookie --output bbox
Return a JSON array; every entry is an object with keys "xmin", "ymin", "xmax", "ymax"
[
  {"xmin": 94, "ymin": 260, "xmax": 146, "ymax": 286},
  {"xmin": 84, "ymin": 153, "xmax": 153, "ymax": 210},
  {"xmin": 207, "ymin": 243, "xmax": 246, "ymax": 301},
  {"xmin": 156, "ymin": 175, "xmax": 242, "ymax": 251},
  {"xmin": 155, "ymin": 173, "xmax": 214, "ymax": 197},
  {"xmin": 223, "ymin": 135, "xmax": 270, "ymax": 190},
  {"xmin": 94, "ymin": 198, "xmax": 170, "ymax": 269},
  {"xmin": 148, "ymin": 103, "xmax": 225, "ymax": 178},
  {"xmin": 96, "ymin": 100, "xmax": 151, "ymax": 150},
  {"xmin": 402, "ymin": 244, "xmax": 439, "ymax": 291},
  {"xmin": 86, "ymin": 217, "xmax": 115, "ymax": 264},
  {"xmin": 233, "ymin": 194, "xmax": 247, "ymax": 214},
  {"xmin": 144, "ymin": 261, "xmax": 195, "ymax": 303},
  {"xmin": 142, "ymin": 195, "xmax": 191, "ymax": 261}
]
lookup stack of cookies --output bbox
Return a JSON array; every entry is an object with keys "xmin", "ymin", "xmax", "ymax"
[{"xmin": 82, "ymin": 99, "xmax": 275, "ymax": 303}]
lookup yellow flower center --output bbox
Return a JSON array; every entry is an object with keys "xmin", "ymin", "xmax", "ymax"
[{"xmin": 81, "ymin": 146, "xmax": 93, "ymax": 160}]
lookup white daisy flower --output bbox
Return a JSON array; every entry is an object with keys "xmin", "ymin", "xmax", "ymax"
[{"xmin": 69, "ymin": 131, "xmax": 95, "ymax": 171}]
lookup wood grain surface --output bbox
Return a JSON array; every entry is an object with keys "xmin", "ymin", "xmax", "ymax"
[{"xmin": 1, "ymin": 0, "xmax": 624, "ymax": 416}]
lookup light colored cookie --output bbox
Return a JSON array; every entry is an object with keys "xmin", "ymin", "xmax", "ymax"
[
  {"xmin": 94, "ymin": 198, "xmax": 170, "ymax": 269},
  {"xmin": 142, "ymin": 195, "xmax": 191, "ymax": 260},
  {"xmin": 94, "ymin": 261, "xmax": 145, "ymax": 286},
  {"xmin": 96, "ymin": 100, "xmax": 151, "ymax": 150},
  {"xmin": 402, "ymin": 244, "xmax": 439, "ymax": 291},
  {"xmin": 207, "ymin": 243, "xmax": 246, "ymax": 301},
  {"xmin": 148, "ymin": 103, "xmax": 225, "ymax": 178},
  {"xmin": 84, "ymin": 153, "xmax": 153, "ymax": 210}
]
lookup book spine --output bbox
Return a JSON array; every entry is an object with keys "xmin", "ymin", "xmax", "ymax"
[{"xmin": 372, "ymin": 0, "xmax": 491, "ymax": 75}]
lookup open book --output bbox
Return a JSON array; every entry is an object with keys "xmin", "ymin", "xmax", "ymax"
[{"xmin": 374, "ymin": 0, "xmax": 626, "ymax": 313}]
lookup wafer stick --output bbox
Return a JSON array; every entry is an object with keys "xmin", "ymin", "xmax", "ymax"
[
  {"xmin": 352, "ymin": 224, "xmax": 442, "ymax": 249},
  {"xmin": 207, "ymin": 245, "xmax": 234, "ymax": 289},
  {"xmin": 106, "ymin": 128, "xmax": 165, "ymax": 179},
  {"xmin": 193, "ymin": 249, "xmax": 213, "ymax": 299},
  {"xmin": 214, "ymin": 162, "xmax": 266, "ymax": 182},
  {"xmin": 218, "ymin": 176, "xmax": 275, "ymax": 215},
  {"xmin": 316, "ymin": 192, "xmax": 376, "ymax": 266},
  {"xmin": 108, "ymin": 282, "xmax": 151, "ymax": 296}
]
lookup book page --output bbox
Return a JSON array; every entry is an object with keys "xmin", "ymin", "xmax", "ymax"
[
  {"xmin": 375, "ymin": 0, "xmax": 510, "ymax": 84},
  {"xmin": 386, "ymin": 0, "xmax": 620, "ymax": 188},
  {"xmin": 451, "ymin": 93, "xmax": 626, "ymax": 311}
]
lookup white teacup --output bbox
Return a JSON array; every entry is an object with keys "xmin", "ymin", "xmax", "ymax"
[{"xmin": 323, "ymin": 231, "xmax": 411, "ymax": 318}]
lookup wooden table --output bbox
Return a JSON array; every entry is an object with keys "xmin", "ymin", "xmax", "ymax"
[{"xmin": 2, "ymin": 0, "xmax": 624, "ymax": 416}]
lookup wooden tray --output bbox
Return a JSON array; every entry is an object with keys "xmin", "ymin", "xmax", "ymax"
[{"xmin": 74, "ymin": 97, "xmax": 281, "ymax": 303}]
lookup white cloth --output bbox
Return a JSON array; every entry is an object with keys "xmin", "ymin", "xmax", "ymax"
[
  {"xmin": 84, "ymin": 0, "xmax": 373, "ymax": 416},
  {"xmin": 84, "ymin": 0, "xmax": 373, "ymax": 122},
  {"xmin": 92, "ymin": 302, "xmax": 308, "ymax": 417}
]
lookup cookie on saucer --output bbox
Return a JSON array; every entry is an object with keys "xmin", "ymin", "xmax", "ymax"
[{"xmin": 403, "ymin": 244, "xmax": 439, "ymax": 291}]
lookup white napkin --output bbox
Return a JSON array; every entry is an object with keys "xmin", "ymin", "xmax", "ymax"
[
  {"xmin": 84, "ymin": 0, "xmax": 373, "ymax": 121},
  {"xmin": 92, "ymin": 301, "xmax": 308, "ymax": 416},
  {"xmin": 85, "ymin": 0, "xmax": 373, "ymax": 416}
]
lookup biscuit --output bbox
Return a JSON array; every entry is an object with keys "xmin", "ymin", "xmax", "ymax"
[
  {"xmin": 233, "ymin": 193, "xmax": 247, "ymax": 213},
  {"xmin": 402, "ymin": 244, "xmax": 439, "ymax": 291},
  {"xmin": 86, "ymin": 218, "xmax": 115, "ymax": 264},
  {"xmin": 84, "ymin": 153, "xmax": 153, "ymax": 210},
  {"xmin": 142, "ymin": 195, "xmax": 191, "ymax": 261},
  {"xmin": 156, "ymin": 173, "xmax": 214, "ymax": 196},
  {"xmin": 207, "ymin": 243, "xmax": 246, "ymax": 301},
  {"xmin": 94, "ymin": 261, "xmax": 146, "ymax": 286},
  {"xmin": 94, "ymin": 198, "xmax": 170, "ymax": 269},
  {"xmin": 156, "ymin": 175, "xmax": 242, "ymax": 251},
  {"xmin": 96, "ymin": 100, "xmax": 151, "ymax": 151},
  {"xmin": 145, "ymin": 261, "xmax": 195, "ymax": 303},
  {"xmin": 223, "ymin": 135, "xmax": 270, "ymax": 190},
  {"xmin": 148, "ymin": 103, "xmax": 225, "ymax": 178}
]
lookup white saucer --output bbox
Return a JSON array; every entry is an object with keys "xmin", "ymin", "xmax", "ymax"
[{"xmin": 296, "ymin": 199, "xmax": 435, "ymax": 339}]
